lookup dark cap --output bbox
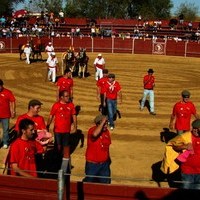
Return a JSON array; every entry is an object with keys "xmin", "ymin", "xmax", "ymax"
[
  {"xmin": 192, "ymin": 119, "xmax": 200, "ymax": 128},
  {"xmin": 103, "ymin": 69, "xmax": 108, "ymax": 74},
  {"xmin": 0, "ymin": 79, "xmax": 3, "ymax": 85},
  {"xmin": 108, "ymin": 73, "xmax": 115, "ymax": 78},
  {"xmin": 94, "ymin": 114, "xmax": 105, "ymax": 124},
  {"xmin": 147, "ymin": 68, "xmax": 154, "ymax": 73},
  {"xmin": 181, "ymin": 90, "xmax": 190, "ymax": 98},
  {"xmin": 28, "ymin": 99, "xmax": 43, "ymax": 107}
]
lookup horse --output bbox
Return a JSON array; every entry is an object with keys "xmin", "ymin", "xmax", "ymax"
[
  {"xmin": 61, "ymin": 48, "xmax": 76, "ymax": 75},
  {"xmin": 32, "ymin": 43, "xmax": 44, "ymax": 61},
  {"xmin": 75, "ymin": 48, "xmax": 89, "ymax": 78},
  {"xmin": 19, "ymin": 44, "xmax": 26, "ymax": 60},
  {"xmin": 19, "ymin": 43, "xmax": 44, "ymax": 62}
]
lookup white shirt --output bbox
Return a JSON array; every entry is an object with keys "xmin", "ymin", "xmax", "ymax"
[
  {"xmin": 46, "ymin": 57, "xmax": 58, "ymax": 67},
  {"xmin": 24, "ymin": 46, "xmax": 32, "ymax": 54},
  {"xmin": 45, "ymin": 45, "xmax": 54, "ymax": 52},
  {"xmin": 94, "ymin": 57, "xmax": 105, "ymax": 66}
]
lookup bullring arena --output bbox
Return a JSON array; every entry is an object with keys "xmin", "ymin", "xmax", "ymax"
[{"xmin": 1, "ymin": 45, "xmax": 200, "ymax": 188}]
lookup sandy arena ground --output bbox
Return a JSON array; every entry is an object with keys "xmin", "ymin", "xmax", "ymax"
[{"xmin": 0, "ymin": 52, "xmax": 200, "ymax": 187}]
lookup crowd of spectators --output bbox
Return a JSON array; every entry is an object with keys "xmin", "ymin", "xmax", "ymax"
[{"xmin": 0, "ymin": 13, "xmax": 200, "ymax": 41}]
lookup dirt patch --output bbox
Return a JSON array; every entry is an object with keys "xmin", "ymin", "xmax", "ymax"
[{"xmin": 1, "ymin": 52, "xmax": 200, "ymax": 187}]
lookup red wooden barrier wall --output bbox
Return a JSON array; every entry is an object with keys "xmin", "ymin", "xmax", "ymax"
[
  {"xmin": 0, "ymin": 37, "xmax": 200, "ymax": 57},
  {"xmin": 0, "ymin": 175, "xmax": 199, "ymax": 200}
]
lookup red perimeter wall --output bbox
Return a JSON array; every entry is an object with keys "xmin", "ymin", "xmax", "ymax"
[
  {"xmin": 0, "ymin": 175, "xmax": 199, "ymax": 200},
  {"xmin": 0, "ymin": 37, "xmax": 200, "ymax": 57}
]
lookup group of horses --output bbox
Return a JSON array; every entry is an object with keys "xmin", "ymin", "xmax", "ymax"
[
  {"xmin": 19, "ymin": 43, "xmax": 89, "ymax": 78},
  {"xmin": 61, "ymin": 47, "xmax": 89, "ymax": 78}
]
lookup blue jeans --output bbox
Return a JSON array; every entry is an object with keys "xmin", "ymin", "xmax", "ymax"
[
  {"xmin": 107, "ymin": 99, "xmax": 117, "ymax": 127},
  {"xmin": 141, "ymin": 89, "xmax": 154, "ymax": 112},
  {"xmin": 181, "ymin": 173, "xmax": 200, "ymax": 189},
  {"xmin": 0, "ymin": 118, "xmax": 9, "ymax": 145},
  {"xmin": 83, "ymin": 160, "xmax": 111, "ymax": 184}
]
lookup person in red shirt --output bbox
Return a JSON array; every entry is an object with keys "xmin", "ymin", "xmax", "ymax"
[
  {"xmin": 46, "ymin": 90, "xmax": 77, "ymax": 173},
  {"xmin": 83, "ymin": 114, "xmax": 111, "ymax": 183},
  {"xmin": 56, "ymin": 68, "xmax": 73, "ymax": 101},
  {"xmin": 169, "ymin": 90, "xmax": 199, "ymax": 135},
  {"xmin": 0, "ymin": 79, "xmax": 16, "ymax": 149},
  {"xmin": 140, "ymin": 68, "xmax": 156, "ymax": 115},
  {"xmin": 14, "ymin": 99, "xmax": 53, "ymax": 146},
  {"xmin": 8, "ymin": 118, "xmax": 44, "ymax": 178},
  {"xmin": 104, "ymin": 73, "xmax": 122, "ymax": 130},
  {"xmin": 96, "ymin": 69, "xmax": 109, "ymax": 115}
]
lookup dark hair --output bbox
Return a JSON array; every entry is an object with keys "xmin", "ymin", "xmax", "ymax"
[
  {"xmin": 18, "ymin": 118, "xmax": 35, "ymax": 135},
  {"xmin": 28, "ymin": 99, "xmax": 42, "ymax": 109},
  {"xmin": 64, "ymin": 68, "xmax": 71, "ymax": 74},
  {"xmin": 0, "ymin": 79, "xmax": 4, "ymax": 86},
  {"xmin": 59, "ymin": 90, "xmax": 68, "ymax": 98}
]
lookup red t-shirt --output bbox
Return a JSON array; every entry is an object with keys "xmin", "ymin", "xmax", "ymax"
[
  {"xmin": 50, "ymin": 101, "xmax": 76, "ymax": 133},
  {"xmin": 56, "ymin": 77, "xmax": 73, "ymax": 95},
  {"xmin": 15, "ymin": 114, "xmax": 46, "ymax": 132},
  {"xmin": 104, "ymin": 81, "xmax": 121, "ymax": 100},
  {"xmin": 172, "ymin": 101, "xmax": 196, "ymax": 131},
  {"xmin": 9, "ymin": 138, "xmax": 44, "ymax": 177},
  {"xmin": 0, "ymin": 88, "xmax": 16, "ymax": 118},
  {"xmin": 96, "ymin": 77, "xmax": 108, "ymax": 94},
  {"xmin": 181, "ymin": 135, "xmax": 200, "ymax": 174},
  {"xmin": 143, "ymin": 75, "xmax": 155, "ymax": 89},
  {"xmin": 86, "ymin": 126, "xmax": 111, "ymax": 163}
]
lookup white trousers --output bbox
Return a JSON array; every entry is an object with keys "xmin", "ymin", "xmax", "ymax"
[
  {"xmin": 141, "ymin": 89, "xmax": 155, "ymax": 112},
  {"xmin": 95, "ymin": 67, "xmax": 103, "ymax": 80},
  {"xmin": 48, "ymin": 67, "xmax": 56, "ymax": 82},
  {"xmin": 25, "ymin": 53, "xmax": 31, "ymax": 64}
]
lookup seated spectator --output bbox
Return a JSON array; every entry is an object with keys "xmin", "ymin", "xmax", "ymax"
[
  {"xmin": 76, "ymin": 26, "xmax": 80, "ymax": 36},
  {"xmin": 188, "ymin": 21, "xmax": 193, "ymax": 31},
  {"xmin": 91, "ymin": 26, "xmax": 96, "ymax": 37},
  {"xmin": 0, "ymin": 16, "xmax": 6, "ymax": 27}
]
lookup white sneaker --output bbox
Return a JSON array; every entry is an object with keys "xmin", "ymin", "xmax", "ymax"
[
  {"xmin": 2, "ymin": 144, "xmax": 8, "ymax": 149},
  {"xmin": 110, "ymin": 127, "xmax": 114, "ymax": 130}
]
